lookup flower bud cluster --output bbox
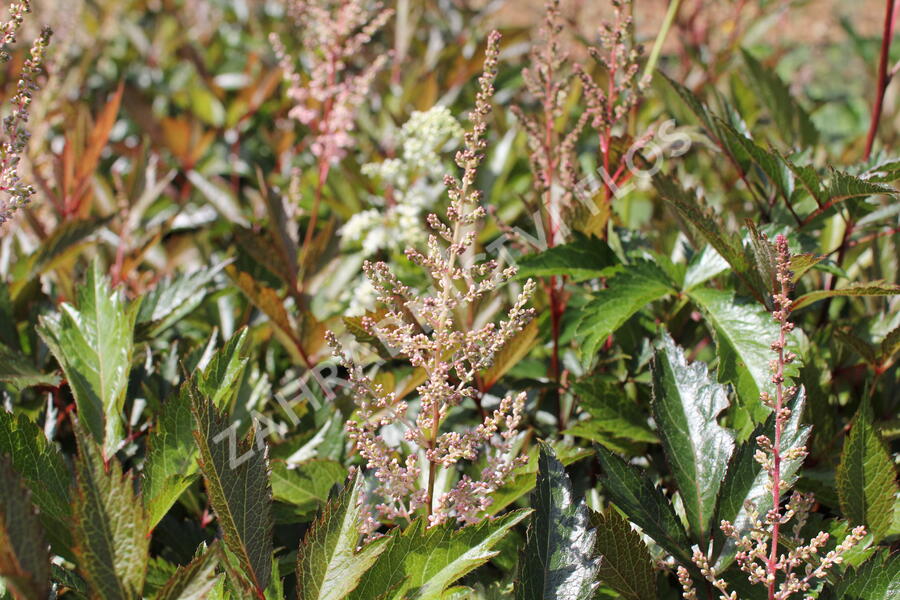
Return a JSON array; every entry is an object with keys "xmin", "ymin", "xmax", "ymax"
[
  {"xmin": 0, "ymin": 1, "xmax": 50, "ymax": 227},
  {"xmin": 270, "ymin": 0, "xmax": 392, "ymax": 165},
  {"xmin": 330, "ymin": 32, "xmax": 535, "ymax": 534},
  {"xmin": 576, "ymin": 0, "xmax": 649, "ymax": 135}
]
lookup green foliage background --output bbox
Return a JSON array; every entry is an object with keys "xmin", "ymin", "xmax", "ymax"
[{"xmin": 0, "ymin": 0, "xmax": 897, "ymax": 598}]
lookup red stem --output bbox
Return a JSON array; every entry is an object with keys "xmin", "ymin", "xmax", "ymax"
[{"xmin": 864, "ymin": 0, "xmax": 898, "ymax": 161}]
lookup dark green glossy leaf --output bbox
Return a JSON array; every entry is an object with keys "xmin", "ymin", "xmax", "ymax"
[
  {"xmin": 651, "ymin": 333, "xmax": 734, "ymax": 542},
  {"xmin": 576, "ymin": 259, "xmax": 674, "ymax": 363},
  {"xmin": 487, "ymin": 445, "xmax": 593, "ymax": 516},
  {"xmin": 594, "ymin": 446, "xmax": 692, "ymax": 566},
  {"xmin": 515, "ymin": 445, "xmax": 598, "ymax": 600},
  {"xmin": 688, "ymin": 287, "xmax": 798, "ymax": 423},
  {"xmin": 836, "ymin": 399, "xmax": 898, "ymax": 542},
  {"xmin": 590, "ymin": 508, "xmax": 656, "ymax": 600}
]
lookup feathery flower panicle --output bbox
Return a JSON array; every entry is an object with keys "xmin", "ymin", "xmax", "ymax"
[
  {"xmin": 574, "ymin": 0, "xmax": 650, "ymax": 227},
  {"xmin": 577, "ymin": 0, "xmax": 648, "ymax": 134},
  {"xmin": 0, "ymin": 0, "xmax": 50, "ymax": 228},
  {"xmin": 678, "ymin": 234, "xmax": 867, "ymax": 600},
  {"xmin": 329, "ymin": 31, "xmax": 536, "ymax": 534},
  {"xmin": 511, "ymin": 0, "xmax": 587, "ymax": 247},
  {"xmin": 270, "ymin": 0, "xmax": 392, "ymax": 166}
]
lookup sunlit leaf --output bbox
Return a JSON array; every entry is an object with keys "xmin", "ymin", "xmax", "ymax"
[
  {"xmin": 651, "ymin": 333, "xmax": 734, "ymax": 542},
  {"xmin": 836, "ymin": 399, "xmax": 898, "ymax": 542},
  {"xmin": 515, "ymin": 445, "xmax": 598, "ymax": 600}
]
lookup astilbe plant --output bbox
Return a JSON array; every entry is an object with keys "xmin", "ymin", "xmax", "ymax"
[
  {"xmin": 576, "ymin": 0, "xmax": 649, "ymax": 221},
  {"xmin": 511, "ymin": 0, "xmax": 587, "ymax": 387},
  {"xmin": 0, "ymin": 0, "xmax": 49, "ymax": 227},
  {"xmin": 328, "ymin": 31, "xmax": 536, "ymax": 534},
  {"xmin": 677, "ymin": 235, "xmax": 868, "ymax": 600},
  {"xmin": 270, "ymin": 0, "xmax": 393, "ymax": 250}
]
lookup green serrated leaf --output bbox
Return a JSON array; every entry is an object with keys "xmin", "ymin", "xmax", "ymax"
[
  {"xmin": 880, "ymin": 325, "xmax": 900, "ymax": 361},
  {"xmin": 197, "ymin": 328, "xmax": 250, "ymax": 410},
  {"xmin": 576, "ymin": 259, "xmax": 674, "ymax": 363},
  {"xmin": 72, "ymin": 423, "xmax": 150, "ymax": 600},
  {"xmin": 719, "ymin": 124, "xmax": 794, "ymax": 201},
  {"xmin": 793, "ymin": 281, "xmax": 900, "ymax": 311},
  {"xmin": 295, "ymin": 472, "xmax": 387, "ymax": 600},
  {"xmin": 0, "ymin": 342, "xmax": 60, "ymax": 392},
  {"xmin": 514, "ymin": 233, "xmax": 619, "ymax": 282},
  {"xmin": 688, "ymin": 287, "xmax": 798, "ymax": 422},
  {"xmin": 37, "ymin": 261, "xmax": 139, "ymax": 456},
  {"xmin": 155, "ymin": 543, "xmax": 222, "ymax": 600},
  {"xmin": 821, "ymin": 551, "xmax": 900, "ymax": 600},
  {"xmin": 590, "ymin": 508, "xmax": 656, "ymax": 600},
  {"xmin": 136, "ymin": 262, "xmax": 228, "ymax": 338},
  {"xmin": 651, "ymin": 173, "xmax": 749, "ymax": 278},
  {"xmin": 713, "ymin": 388, "xmax": 810, "ymax": 570},
  {"xmin": 0, "ymin": 455, "xmax": 50, "ymax": 600},
  {"xmin": 348, "ymin": 510, "xmax": 530, "ymax": 600},
  {"xmin": 594, "ymin": 446, "xmax": 693, "ymax": 566},
  {"xmin": 0, "ymin": 411, "xmax": 72, "ymax": 557},
  {"xmin": 143, "ymin": 382, "xmax": 201, "ymax": 530},
  {"xmin": 144, "ymin": 329, "xmax": 252, "ymax": 528},
  {"xmin": 515, "ymin": 445, "xmax": 597, "ymax": 600},
  {"xmin": 740, "ymin": 49, "xmax": 818, "ymax": 146},
  {"xmin": 651, "ymin": 333, "xmax": 735, "ymax": 542},
  {"xmin": 271, "ymin": 460, "xmax": 346, "ymax": 518},
  {"xmin": 192, "ymin": 391, "xmax": 273, "ymax": 597},
  {"xmin": 836, "ymin": 399, "xmax": 898, "ymax": 542},
  {"xmin": 564, "ymin": 377, "xmax": 657, "ymax": 445}
]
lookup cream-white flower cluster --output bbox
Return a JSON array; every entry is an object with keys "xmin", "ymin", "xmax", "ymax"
[{"xmin": 341, "ymin": 105, "xmax": 464, "ymax": 257}]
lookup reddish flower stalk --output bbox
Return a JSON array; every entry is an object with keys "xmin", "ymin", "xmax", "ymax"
[
  {"xmin": 576, "ymin": 0, "xmax": 648, "ymax": 222},
  {"xmin": 511, "ymin": 0, "xmax": 585, "ymax": 394},
  {"xmin": 271, "ymin": 0, "xmax": 392, "ymax": 273},
  {"xmin": 766, "ymin": 234, "xmax": 797, "ymax": 600},
  {"xmin": 863, "ymin": 0, "xmax": 898, "ymax": 161},
  {"xmin": 679, "ymin": 234, "xmax": 867, "ymax": 600}
]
